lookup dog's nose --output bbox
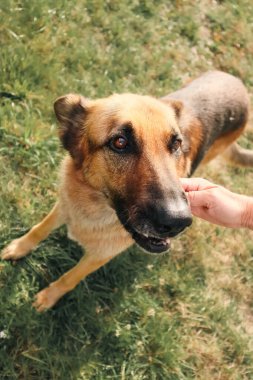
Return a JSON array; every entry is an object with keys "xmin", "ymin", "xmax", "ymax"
[
  {"xmin": 155, "ymin": 214, "xmax": 192, "ymax": 236},
  {"xmin": 149, "ymin": 202, "xmax": 192, "ymax": 237}
]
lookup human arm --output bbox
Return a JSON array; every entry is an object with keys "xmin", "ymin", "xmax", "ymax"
[{"xmin": 180, "ymin": 178, "xmax": 253, "ymax": 229}]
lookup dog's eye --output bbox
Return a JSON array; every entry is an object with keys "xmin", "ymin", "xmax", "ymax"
[
  {"xmin": 169, "ymin": 136, "xmax": 182, "ymax": 153},
  {"xmin": 110, "ymin": 135, "xmax": 129, "ymax": 152}
]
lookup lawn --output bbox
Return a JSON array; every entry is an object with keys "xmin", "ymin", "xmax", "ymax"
[{"xmin": 1, "ymin": 1, "xmax": 253, "ymax": 379}]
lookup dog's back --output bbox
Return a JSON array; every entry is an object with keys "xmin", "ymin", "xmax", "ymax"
[
  {"xmin": 168, "ymin": 71, "xmax": 249, "ymax": 135},
  {"xmin": 163, "ymin": 71, "xmax": 253, "ymax": 171}
]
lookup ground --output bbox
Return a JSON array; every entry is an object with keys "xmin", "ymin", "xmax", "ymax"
[{"xmin": 1, "ymin": 1, "xmax": 253, "ymax": 379}]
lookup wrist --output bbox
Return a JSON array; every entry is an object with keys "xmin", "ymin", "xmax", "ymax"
[{"xmin": 240, "ymin": 196, "xmax": 253, "ymax": 230}]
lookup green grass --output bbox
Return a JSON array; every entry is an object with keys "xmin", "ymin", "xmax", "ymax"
[{"xmin": 1, "ymin": 1, "xmax": 253, "ymax": 379}]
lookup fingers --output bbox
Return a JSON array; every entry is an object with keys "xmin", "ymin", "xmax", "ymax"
[
  {"xmin": 185, "ymin": 190, "xmax": 211, "ymax": 209},
  {"xmin": 180, "ymin": 177, "xmax": 218, "ymax": 192},
  {"xmin": 180, "ymin": 178, "xmax": 216, "ymax": 209}
]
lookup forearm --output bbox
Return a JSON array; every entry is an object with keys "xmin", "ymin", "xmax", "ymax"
[{"xmin": 240, "ymin": 195, "xmax": 253, "ymax": 230}]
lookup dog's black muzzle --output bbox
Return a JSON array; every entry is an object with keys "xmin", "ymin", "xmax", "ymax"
[{"xmin": 114, "ymin": 195, "xmax": 192, "ymax": 254}]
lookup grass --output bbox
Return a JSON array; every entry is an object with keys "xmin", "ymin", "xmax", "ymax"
[{"xmin": 1, "ymin": 0, "xmax": 253, "ymax": 379}]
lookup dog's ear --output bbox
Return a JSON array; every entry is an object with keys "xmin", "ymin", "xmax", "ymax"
[
  {"xmin": 160, "ymin": 98, "xmax": 183, "ymax": 119},
  {"xmin": 54, "ymin": 94, "xmax": 91, "ymax": 166},
  {"xmin": 169, "ymin": 99, "xmax": 183, "ymax": 119}
]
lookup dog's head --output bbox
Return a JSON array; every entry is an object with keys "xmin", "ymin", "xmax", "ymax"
[{"xmin": 54, "ymin": 93, "xmax": 192, "ymax": 254}]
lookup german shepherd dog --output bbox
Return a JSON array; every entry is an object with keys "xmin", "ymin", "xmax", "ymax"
[{"xmin": 2, "ymin": 71, "xmax": 253, "ymax": 311}]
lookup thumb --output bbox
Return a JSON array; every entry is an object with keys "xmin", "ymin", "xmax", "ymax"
[{"xmin": 186, "ymin": 190, "xmax": 209, "ymax": 208}]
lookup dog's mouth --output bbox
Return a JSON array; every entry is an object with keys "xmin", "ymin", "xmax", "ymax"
[
  {"xmin": 113, "ymin": 199, "xmax": 178, "ymax": 254},
  {"xmin": 131, "ymin": 229, "xmax": 170, "ymax": 254},
  {"xmin": 114, "ymin": 209, "xmax": 171, "ymax": 254}
]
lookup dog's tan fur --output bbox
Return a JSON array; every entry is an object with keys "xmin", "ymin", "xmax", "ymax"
[{"xmin": 2, "ymin": 71, "xmax": 253, "ymax": 311}]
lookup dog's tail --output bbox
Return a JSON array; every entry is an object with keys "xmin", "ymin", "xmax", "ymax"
[{"xmin": 222, "ymin": 142, "xmax": 253, "ymax": 167}]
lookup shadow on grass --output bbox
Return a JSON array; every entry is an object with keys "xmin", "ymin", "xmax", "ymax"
[{"xmin": 0, "ymin": 222, "xmax": 168, "ymax": 380}]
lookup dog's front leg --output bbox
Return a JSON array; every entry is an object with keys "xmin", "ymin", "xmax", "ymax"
[
  {"xmin": 1, "ymin": 202, "xmax": 63, "ymax": 261},
  {"xmin": 33, "ymin": 252, "xmax": 116, "ymax": 312}
]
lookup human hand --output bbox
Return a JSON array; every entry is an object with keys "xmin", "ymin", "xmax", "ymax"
[{"xmin": 180, "ymin": 178, "xmax": 253, "ymax": 229}]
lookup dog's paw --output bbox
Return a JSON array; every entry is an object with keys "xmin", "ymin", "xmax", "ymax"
[
  {"xmin": 1, "ymin": 238, "xmax": 32, "ymax": 261},
  {"xmin": 33, "ymin": 285, "xmax": 63, "ymax": 312}
]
